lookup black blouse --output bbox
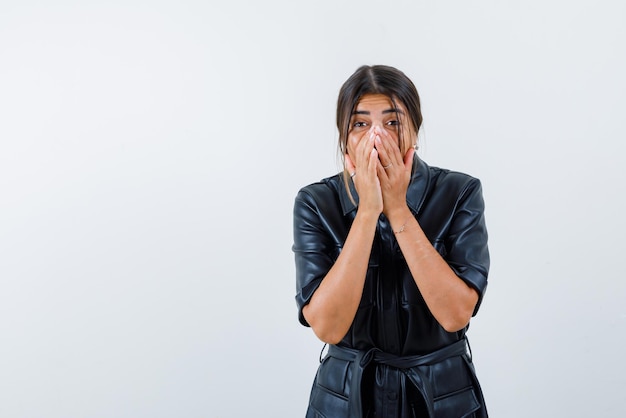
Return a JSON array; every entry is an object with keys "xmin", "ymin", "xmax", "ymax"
[
  {"xmin": 293, "ymin": 156, "xmax": 490, "ymax": 417},
  {"xmin": 294, "ymin": 156, "xmax": 489, "ymax": 354}
]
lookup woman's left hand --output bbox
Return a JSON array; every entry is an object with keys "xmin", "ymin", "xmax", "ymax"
[{"xmin": 373, "ymin": 126, "xmax": 414, "ymax": 217}]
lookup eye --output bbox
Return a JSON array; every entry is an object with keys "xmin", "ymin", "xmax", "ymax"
[
  {"xmin": 386, "ymin": 120, "xmax": 399, "ymax": 127},
  {"xmin": 353, "ymin": 121, "xmax": 368, "ymax": 128}
]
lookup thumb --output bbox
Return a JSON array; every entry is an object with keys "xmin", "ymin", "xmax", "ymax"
[
  {"xmin": 345, "ymin": 153, "xmax": 356, "ymax": 174},
  {"xmin": 404, "ymin": 148, "xmax": 415, "ymax": 170}
]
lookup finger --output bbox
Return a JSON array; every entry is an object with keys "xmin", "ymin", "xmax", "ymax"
[
  {"xmin": 348, "ymin": 131, "xmax": 370, "ymax": 170},
  {"xmin": 375, "ymin": 133, "xmax": 400, "ymax": 171},
  {"xmin": 379, "ymin": 127, "xmax": 402, "ymax": 159},
  {"xmin": 360, "ymin": 133, "xmax": 376, "ymax": 167},
  {"xmin": 404, "ymin": 147, "xmax": 415, "ymax": 172},
  {"xmin": 373, "ymin": 134, "xmax": 389, "ymax": 165},
  {"xmin": 357, "ymin": 128, "xmax": 374, "ymax": 151},
  {"xmin": 368, "ymin": 148, "xmax": 379, "ymax": 178},
  {"xmin": 372, "ymin": 136, "xmax": 392, "ymax": 182},
  {"xmin": 345, "ymin": 153, "xmax": 356, "ymax": 175},
  {"xmin": 370, "ymin": 127, "xmax": 389, "ymax": 162},
  {"xmin": 376, "ymin": 157, "xmax": 389, "ymax": 182},
  {"xmin": 349, "ymin": 128, "xmax": 372, "ymax": 154},
  {"xmin": 384, "ymin": 126, "xmax": 402, "ymax": 158}
]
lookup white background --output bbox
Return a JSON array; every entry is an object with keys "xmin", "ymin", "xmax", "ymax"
[{"xmin": 1, "ymin": 1, "xmax": 625, "ymax": 417}]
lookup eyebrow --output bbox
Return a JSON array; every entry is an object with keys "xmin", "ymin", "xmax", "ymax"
[{"xmin": 352, "ymin": 108, "xmax": 405, "ymax": 115}]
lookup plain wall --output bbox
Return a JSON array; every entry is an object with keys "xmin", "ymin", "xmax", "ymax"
[{"xmin": 1, "ymin": 1, "xmax": 625, "ymax": 417}]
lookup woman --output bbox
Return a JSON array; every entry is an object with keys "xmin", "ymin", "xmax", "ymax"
[{"xmin": 293, "ymin": 65, "xmax": 489, "ymax": 418}]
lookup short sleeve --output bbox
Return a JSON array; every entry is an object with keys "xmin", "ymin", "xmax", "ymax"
[
  {"xmin": 292, "ymin": 187, "xmax": 339, "ymax": 327},
  {"xmin": 444, "ymin": 178, "xmax": 490, "ymax": 315}
]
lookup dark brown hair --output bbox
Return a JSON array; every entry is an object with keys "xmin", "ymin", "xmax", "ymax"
[{"xmin": 336, "ymin": 65, "xmax": 423, "ymax": 195}]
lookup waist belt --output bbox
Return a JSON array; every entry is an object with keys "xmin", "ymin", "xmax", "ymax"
[{"xmin": 327, "ymin": 338, "xmax": 470, "ymax": 418}]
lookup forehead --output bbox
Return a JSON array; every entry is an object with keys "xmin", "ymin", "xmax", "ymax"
[{"xmin": 355, "ymin": 94, "xmax": 401, "ymax": 112}]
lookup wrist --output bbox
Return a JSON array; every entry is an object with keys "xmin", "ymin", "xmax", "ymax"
[
  {"xmin": 387, "ymin": 206, "xmax": 420, "ymax": 235},
  {"xmin": 385, "ymin": 205, "xmax": 412, "ymax": 227},
  {"xmin": 354, "ymin": 208, "xmax": 380, "ymax": 226}
]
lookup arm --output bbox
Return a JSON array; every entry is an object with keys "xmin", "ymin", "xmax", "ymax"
[
  {"xmin": 296, "ymin": 130, "xmax": 382, "ymax": 344},
  {"xmin": 375, "ymin": 129, "xmax": 487, "ymax": 332},
  {"xmin": 387, "ymin": 207, "xmax": 479, "ymax": 332},
  {"xmin": 302, "ymin": 210, "xmax": 378, "ymax": 344}
]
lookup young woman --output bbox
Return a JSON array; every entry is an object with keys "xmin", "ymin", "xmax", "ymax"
[{"xmin": 293, "ymin": 65, "xmax": 490, "ymax": 417}]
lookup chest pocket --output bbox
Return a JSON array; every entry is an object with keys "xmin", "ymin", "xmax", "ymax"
[
  {"xmin": 400, "ymin": 239, "xmax": 448, "ymax": 306},
  {"xmin": 360, "ymin": 248, "xmax": 379, "ymax": 308},
  {"xmin": 329, "ymin": 246, "xmax": 378, "ymax": 308}
]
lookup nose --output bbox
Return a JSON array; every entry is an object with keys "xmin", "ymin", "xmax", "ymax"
[{"xmin": 370, "ymin": 124, "xmax": 383, "ymax": 135}]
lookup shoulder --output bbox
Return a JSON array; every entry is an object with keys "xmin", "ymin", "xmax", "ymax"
[
  {"xmin": 427, "ymin": 164, "xmax": 483, "ymax": 196},
  {"xmin": 293, "ymin": 174, "xmax": 349, "ymax": 238},
  {"xmin": 295, "ymin": 173, "xmax": 343, "ymax": 206}
]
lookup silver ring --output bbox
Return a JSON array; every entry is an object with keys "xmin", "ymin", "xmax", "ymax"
[
  {"xmin": 350, "ymin": 172, "xmax": 356, "ymax": 178},
  {"xmin": 383, "ymin": 164, "xmax": 392, "ymax": 169}
]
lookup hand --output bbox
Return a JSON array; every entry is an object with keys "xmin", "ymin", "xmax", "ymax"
[
  {"xmin": 345, "ymin": 129, "xmax": 383, "ymax": 216},
  {"xmin": 372, "ymin": 126, "xmax": 414, "ymax": 217}
]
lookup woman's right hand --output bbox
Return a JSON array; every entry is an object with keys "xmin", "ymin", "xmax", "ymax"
[{"xmin": 345, "ymin": 129, "xmax": 383, "ymax": 216}]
